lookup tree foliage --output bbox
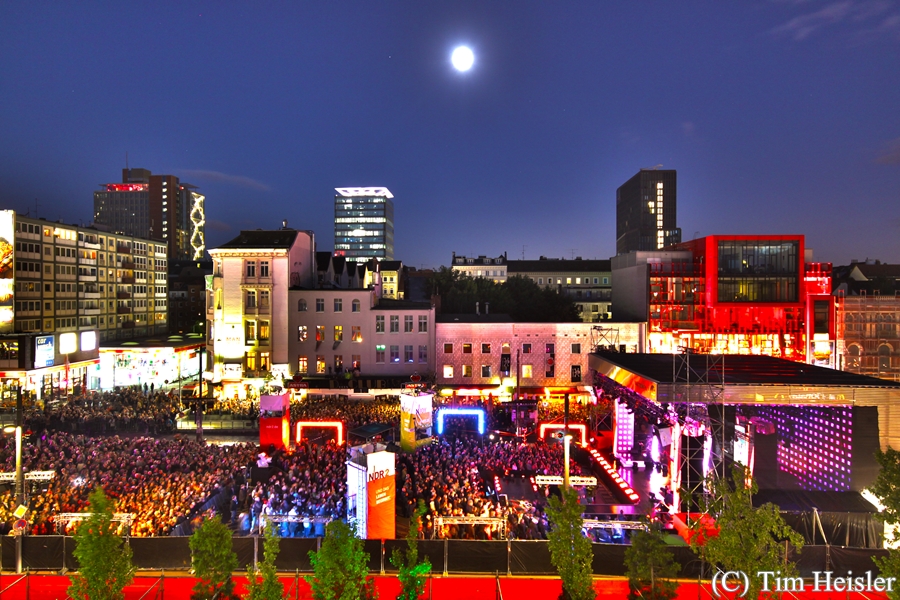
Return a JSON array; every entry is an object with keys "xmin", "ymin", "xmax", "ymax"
[
  {"xmin": 307, "ymin": 520, "xmax": 377, "ymax": 600},
  {"xmin": 690, "ymin": 467, "xmax": 804, "ymax": 600},
  {"xmin": 426, "ymin": 268, "xmax": 580, "ymax": 322},
  {"xmin": 190, "ymin": 515, "xmax": 239, "ymax": 600},
  {"xmin": 546, "ymin": 486, "xmax": 595, "ymax": 600},
  {"xmin": 624, "ymin": 524, "xmax": 679, "ymax": 600},
  {"xmin": 871, "ymin": 448, "xmax": 900, "ymax": 599},
  {"xmin": 390, "ymin": 502, "xmax": 431, "ymax": 600},
  {"xmin": 244, "ymin": 524, "xmax": 284, "ymax": 600},
  {"xmin": 68, "ymin": 487, "xmax": 135, "ymax": 600}
]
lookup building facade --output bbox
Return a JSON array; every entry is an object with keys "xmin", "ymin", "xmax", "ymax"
[
  {"xmin": 616, "ymin": 169, "xmax": 681, "ymax": 255},
  {"xmin": 94, "ymin": 168, "xmax": 206, "ymax": 261},
  {"xmin": 837, "ymin": 295, "xmax": 900, "ymax": 382},
  {"xmin": 334, "ymin": 187, "xmax": 394, "ymax": 263},
  {"xmin": 435, "ymin": 318, "xmax": 646, "ymax": 399},
  {"xmin": 11, "ymin": 213, "xmax": 168, "ymax": 343},
  {"xmin": 289, "ymin": 292, "xmax": 434, "ymax": 382},
  {"xmin": 508, "ymin": 257, "xmax": 612, "ymax": 322},
  {"xmin": 450, "ymin": 253, "xmax": 508, "ymax": 283},
  {"xmin": 207, "ymin": 229, "xmax": 316, "ymax": 398},
  {"xmin": 612, "ymin": 235, "xmax": 835, "ymax": 364}
]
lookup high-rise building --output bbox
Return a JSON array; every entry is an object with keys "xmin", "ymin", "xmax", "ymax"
[
  {"xmin": 94, "ymin": 168, "xmax": 206, "ymax": 261},
  {"xmin": 616, "ymin": 169, "xmax": 681, "ymax": 255},
  {"xmin": 333, "ymin": 187, "xmax": 394, "ymax": 263}
]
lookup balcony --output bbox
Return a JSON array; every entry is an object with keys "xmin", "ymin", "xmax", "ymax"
[
  {"xmin": 116, "ymin": 245, "xmax": 132, "ymax": 254},
  {"xmin": 117, "ymin": 306, "xmax": 132, "ymax": 314},
  {"xmin": 120, "ymin": 260, "xmax": 135, "ymax": 269},
  {"xmin": 120, "ymin": 276, "xmax": 135, "ymax": 284},
  {"xmin": 116, "ymin": 291, "xmax": 131, "ymax": 299},
  {"xmin": 121, "ymin": 321, "xmax": 135, "ymax": 329}
]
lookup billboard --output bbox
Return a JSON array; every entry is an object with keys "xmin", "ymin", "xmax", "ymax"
[
  {"xmin": 400, "ymin": 392, "xmax": 433, "ymax": 452},
  {"xmin": 34, "ymin": 335, "xmax": 54, "ymax": 368},
  {"xmin": 366, "ymin": 450, "xmax": 395, "ymax": 539},
  {"xmin": 0, "ymin": 211, "xmax": 14, "ymax": 334}
]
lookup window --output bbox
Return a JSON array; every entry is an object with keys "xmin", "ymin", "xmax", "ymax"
[
  {"xmin": 576, "ymin": 277, "xmax": 581, "ymax": 284},
  {"xmin": 538, "ymin": 278, "xmax": 543, "ymax": 285},
  {"xmin": 376, "ymin": 345, "xmax": 386, "ymax": 363},
  {"xmin": 246, "ymin": 320, "xmax": 256, "ymax": 340},
  {"xmin": 334, "ymin": 298, "xmax": 343, "ymax": 312},
  {"xmin": 259, "ymin": 261, "xmax": 269, "ymax": 277},
  {"xmin": 390, "ymin": 315, "xmax": 399, "ymax": 333},
  {"xmin": 297, "ymin": 356, "xmax": 308, "ymax": 373},
  {"xmin": 259, "ymin": 321, "xmax": 270, "ymax": 340},
  {"xmin": 316, "ymin": 356, "xmax": 326, "ymax": 374},
  {"xmin": 376, "ymin": 315, "xmax": 385, "ymax": 333},
  {"xmin": 298, "ymin": 299, "xmax": 307, "ymax": 311},
  {"xmin": 405, "ymin": 345, "xmax": 414, "ymax": 363},
  {"xmin": 522, "ymin": 343, "xmax": 532, "ymax": 354},
  {"xmin": 571, "ymin": 343, "xmax": 581, "ymax": 354},
  {"xmin": 443, "ymin": 365, "xmax": 454, "ymax": 378},
  {"xmin": 481, "ymin": 343, "xmax": 491, "ymax": 353},
  {"xmin": 592, "ymin": 305, "xmax": 599, "ymax": 313},
  {"xmin": 522, "ymin": 364, "xmax": 533, "ymax": 378},
  {"xmin": 571, "ymin": 365, "xmax": 582, "ymax": 382},
  {"xmin": 390, "ymin": 345, "xmax": 400, "ymax": 363},
  {"xmin": 352, "ymin": 326, "xmax": 362, "ymax": 342},
  {"xmin": 316, "ymin": 298, "xmax": 325, "ymax": 312},
  {"xmin": 593, "ymin": 277, "xmax": 599, "ymax": 284},
  {"xmin": 462, "ymin": 365, "xmax": 472, "ymax": 377},
  {"xmin": 246, "ymin": 290, "xmax": 257, "ymax": 308},
  {"xmin": 444, "ymin": 343, "xmax": 453, "ymax": 353},
  {"xmin": 481, "ymin": 365, "xmax": 491, "ymax": 378},
  {"xmin": 418, "ymin": 345, "xmax": 427, "ymax": 363},
  {"xmin": 246, "ymin": 261, "xmax": 256, "ymax": 277},
  {"xmin": 418, "ymin": 315, "xmax": 428, "ymax": 332},
  {"xmin": 297, "ymin": 325, "xmax": 308, "ymax": 342},
  {"xmin": 463, "ymin": 343, "xmax": 472, "ymax": 354},
  {"xmin": 404, "ymin": 315, "xmax": 413, "ymax": 332},
  {"xmin": 352, "ymin": 299, "xmax": 361, "ymax": 312},
  {"xmin": 334, "ymin": 325, "xmax": 343, "ymax": 342},
  {"xmin": 546, "ymin": 343, "xmax": 555, "ymax": 353},
  {"xmin": 316, "ymin": 325, "xmax": 325, "ymax": 342},
  {"xmin": 334, "ymin": 355, "xmax": 343, "ymax": 371},
  {"xmin": 603, "ymin": 277, "xmax": 609, "ymax": 285},
  {"xmin": 352, "ymin": 355, "xmax": 360, "ymax": 369},
  {"xmin": 259, "ymin": 290, "xmax": 270, "ymax": 307}
]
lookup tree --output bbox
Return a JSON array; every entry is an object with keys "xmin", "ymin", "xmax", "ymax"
[
  {"xmin": 190, "ymin": 515, "xmax": 239, "ymax": 600},
  {"xmin": 690, "ymin": 467, "xmax": 804, "ymax": 600},
  {"xmin": 624, "ymin": 524, "xmax": 679, "ymax": 600},
  {"xmin": 870, "ymin": 448, "xmax": 900, "ymax": 599},
  {"xmin": 546, "ymin": 485, "xmax": 595, "ymax": 600},
  {"xmin": 244, "ymin": 524, "xmax": 284, "ymax": 600},
  {"xmin": 68, "ymin": 487, "xmax": 135, "ymax": 600},
  {"xmin": 307, "ymin": 520, "xmax": 377, "ymax": 600},
  {"xmin": 390, "ymin": 502, "xmax": 431, "ymax": 600}
]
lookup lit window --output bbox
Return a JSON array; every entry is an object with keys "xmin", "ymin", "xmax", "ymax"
[
  {"xmin": 522, "ymin": 365, "xmax": 533, "ymax": 378},
  {"xmin": 443, "ymin": 365, "xmax": 454, "ymax": 378},
  {"xmin": 462, "ymin": 365, "xmax": 472, "ymax": 377},
  {"xmin": 334, "ymin": 325, "xmax": 343, "ymax": 342},
  {"xmin": 297, "ymin": 326, "xmax": 308, "ymax": 341},
  {"xmin": 352, "ymin": 326, "xmax": 362, "ymax": 342}
]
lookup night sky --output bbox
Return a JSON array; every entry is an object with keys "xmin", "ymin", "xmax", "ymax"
[{"xmin": 1, "ymin": 2, "xmax": 898, "ymax": 269}]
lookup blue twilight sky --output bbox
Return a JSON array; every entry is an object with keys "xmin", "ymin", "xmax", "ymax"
[{"xmin": 1, "ymin": 1, "xmax": 898, "ymax": 269}]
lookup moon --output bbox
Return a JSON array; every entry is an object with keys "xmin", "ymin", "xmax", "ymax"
[{"xmin": 451, "ymin": 46, "xmax": 474, "ymax": 72}]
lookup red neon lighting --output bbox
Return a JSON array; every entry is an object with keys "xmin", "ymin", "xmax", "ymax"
[
  {"xmin": 104, "ymin": 184, "xmax": 148, "ymax": 192},
  {"xmin": 538, "ymin": 423, "xmax": 588, "ymax": 446},
  {"xmin": 295, "ymin": 421, "xmax": 344, "ymax": 445}
]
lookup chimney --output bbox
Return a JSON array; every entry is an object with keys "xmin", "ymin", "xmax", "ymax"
[
  {"xmin": 485, "ymin": 302, "xmax": 489, "ymax": 314},
  {"xmin": 476, "ymin": 302, "xmax": 480, "ymax": 315}
]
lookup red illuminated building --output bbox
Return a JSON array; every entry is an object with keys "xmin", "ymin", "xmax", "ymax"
[{"xmin": 611, "ymin": 235, "xmax": 835, "ymax": 364}]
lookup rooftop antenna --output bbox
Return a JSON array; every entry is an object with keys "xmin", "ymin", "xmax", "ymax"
[
  {"xmin": 568, "ymin": 248, "xmax": 577, "ymax": 260},
  {"xmin": 521, "ymin": 245, "xmax": 527, "ymax": 260}
]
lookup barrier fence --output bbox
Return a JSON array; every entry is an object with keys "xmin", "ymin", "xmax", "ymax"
[{"xmin": 0, "ymin": 537, "xmax": 889, "ymax": 578}]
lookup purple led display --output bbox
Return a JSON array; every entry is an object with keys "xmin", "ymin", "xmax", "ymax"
[{"xmin": 757, "ymin": 405, "xmax": 852, "ymax": 491}]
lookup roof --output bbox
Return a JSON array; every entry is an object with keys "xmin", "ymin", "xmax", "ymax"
[
  {"xmin": 379, "ymin": 261, "xmax": 403, "ymax": 271},
  {"xmin": 436, "ymin": 313, "xmax": 514, "ymax": 323},
  {"xmin": 508, "ymin": 258, "xmax": 611, "ymax": 273},
  {"xmin": 316, "ymin": 252, "xmax": 332, "ymax": 271},
  {"xmin": 847, "ymin": 262, "xmax": 900, "ymax": 280},
  {"xmin": 214, "ymin": 229, "xmax": 298, "ymax": 250},
  {"xmin": 335, "ymin": 187, "xmax": 393, "ymax": 199},
  {"xmin": 590, "ymin": 351, "xmax": 900, "ymax": 388},
  {"xmin": 373, "ymin": 299, "xmax": 432, "ymax": 310}
]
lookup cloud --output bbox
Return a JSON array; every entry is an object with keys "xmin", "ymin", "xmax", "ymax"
[
  {"xmin": 769, "ymin": 0, "xmax": 897, "ymax": 40},
  {"xmin": 178, "ymin": 169, "xmax": 272, "ymax": 191},
  {"xmin": 205, "ymin": 218, "xmax": 233, "ymax": 232},
  {"xmin": 875, "ymin": 137, "xmax": 900, "ymax": 165}
]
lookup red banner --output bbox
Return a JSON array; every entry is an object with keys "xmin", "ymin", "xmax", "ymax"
[{"xmin": 366, "ymin": 451, "xmax": 395, "ymax": 539}]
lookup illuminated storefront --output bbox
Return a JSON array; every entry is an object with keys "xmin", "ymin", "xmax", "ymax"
[
  {"xmin": 0, "ymin": 332, "xmax": 101, "ymax": 403},
  {"xmin": 99, "ymin": 336, "xmax": 205, "ymax": 391}
]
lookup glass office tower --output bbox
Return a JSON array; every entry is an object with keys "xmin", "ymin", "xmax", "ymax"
[{"xmin": 334, "ymin": 187, "xmax": 394, "ymax": 263}]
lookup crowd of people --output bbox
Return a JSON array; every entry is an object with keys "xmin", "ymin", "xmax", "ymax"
[{"xmin": 0, "ymin": 391, "xmax": 604, "ymax": 541}]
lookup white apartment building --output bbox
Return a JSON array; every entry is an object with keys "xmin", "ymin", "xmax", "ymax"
[
  {"xmin": 207, "ymin": 228, "xmax": 315, "ymax": 398},
  {"xmin": 451, "ymin": 253, "xmax": 508, "ymax": 283}
]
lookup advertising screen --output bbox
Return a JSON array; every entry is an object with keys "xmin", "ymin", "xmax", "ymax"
[
  {"xmin": 366, "ymin": 451, "xmax": 395, "ymax": 539},
  {"xmin": 34, "ymin": 335, "xmax": 54, "ymax": 368},
  {"xmin": 0, "ymin": 210, "xmax": 14, "ymax": 334},
  {"xmin": 80, "ymin": 331, "xmax": 97, "ymax": 352},
  {"xmin": 59, "ymin": 332, "xmax": 77, "ymax": 355}
]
